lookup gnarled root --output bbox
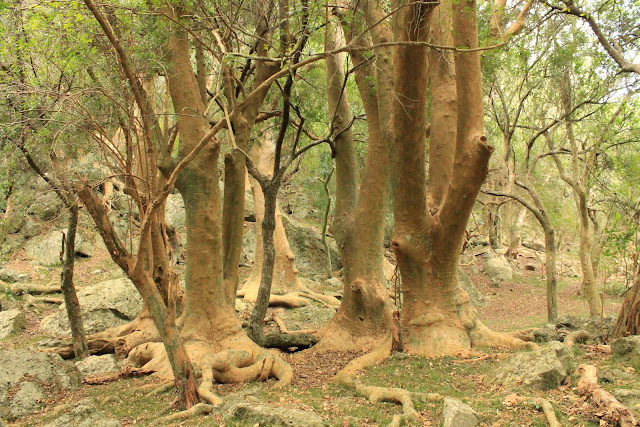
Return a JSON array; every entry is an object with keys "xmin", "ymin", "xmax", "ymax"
[
  {"xmin": 471, "ymin": 322, "xmax": 537, "ymax": 351},
  {"xmin": 149, "ymin": 402, "xmax": 213, "ymax": 426},
  {"xmin": 0, "ymin": 281, "xmax": 60, "ymax": 295},
  {"xmin": 334, "ymin": 337, "xmax": 442, "ymax": 427},
  {"xmin": 577, "ymin": 364, "xmax": 638, "ymax": 426},
  {"xmin": 55, "ymin": 314, "xmax": 159, "ymax": 360},
  {"xmin": 503, "ymin": 394, "xmax": 561, "ymax": 427}
]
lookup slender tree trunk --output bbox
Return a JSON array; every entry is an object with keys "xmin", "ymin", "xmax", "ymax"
[
  {"xmin": 223, "ymin": 152, "xmax": 246, "ymax": 306},
  {"xmin": 543, "ymin": 225, "xmax": 558, "ymax": 322},
  {"xmin": 61, "ymin": 204, "xmax": 89, "ymax": 359},
  {"xmin": 247, "ymin": 185, "xmax": 277, "ymax": 344}
]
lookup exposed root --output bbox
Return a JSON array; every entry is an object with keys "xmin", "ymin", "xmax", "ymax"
[
  {"xmin": 471, "ymin": 321, "xmax": 538, "ymax": 351},
  {"xmin": 267, "ymin": 293, "xmax": 309, "ymax": 308},
  {"xmin": 577, "ymin": 364, "xmax": 638, "ymax": 426},
  {"xmin": 503, "ymin": 394, "xmax": 560, "ymax": 427},
  {"xmin": 509, "ymin": 327, "xmax": 538, "ymax": 342},
  {"xmin": 333, "ymin": 337, "xmax": 443, "ymax": 427},
  {"xmin": 0, "ymin": 281, "xmax": 60, "ymax": 295},
  {"xmin": 149, "ymin": 402, "xmax": 213, "ymax": 426},
  {"xmin": 451, "ymin": 354, "xmax": 491, "ymax": 364},
  {"xmin": 293, "ymin": 289, "xmax": 340, "ymax": 308},
  {"xmin": 334, "ymin": 336, "xmax": 392, "ymax": 384},
  {"xmin": 271, "ymin": 312, "xmax": 317, "ymax": 335},
  {"xmin": 55, "ymin": 314, "xmax": 159, "ymax": 360},
  {"xmin": 23, "ymin": 295, "xmax": 63, "ymax": 305},
  {"xmin": 83, "ymin": 366, "xmax": 154, "ymax": 385},
  {"xmin": 263, "ymin": 332, "xmax": 318, "ymax": 350},
  {"xmin": 354, "ymin": 380, "xmax": 419, "ymax": 426},
  {"xmin": 564, "ymin": 330, "xmax": 592, "ymax": 346}
]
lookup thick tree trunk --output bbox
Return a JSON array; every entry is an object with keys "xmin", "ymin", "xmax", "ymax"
[
  {"xmin": 391, "ymin": 0, "xmax": 526, "ymax": 356},
  {"xmin": 61, "ymin": 204, "xmax": 89, "ymax": 359},
  {"xmin": 316, "ymin": 12, "xmax": 393, "ymax": 351},
  {"xmin": 613, "ymin": 265, "xmax": 640, "ymax": 337}
]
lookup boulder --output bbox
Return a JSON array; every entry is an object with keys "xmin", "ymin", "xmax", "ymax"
[
  {"xmin": 611, "ymin": 336, "xmax": 640, "ymax": 371},
  {"xmin": 222, "ymin": 396, "xmax": 322, "ymax": 426},
  {"xmin": 0, "ymin": 309, "xmax": 26, "ymax": 339},
  {"xmin": 164, "ymin": 193, "xmax": 186, "ymax": 230},
  {"xmin": 10, "ymin": 382, "xmax": 45, "ymax": 420},
  {"xmin": 24, "ymin": 229, "xmax": 94, "ymax": 265},
  {"xmin": 45, "ymin": 398, "xmax": 121, "ymax": 427},
  {"xmin": 40, "ymin": 278, "xmax": 144, "ymax": 335},
  {"xmin": 0, "ymin": 269, "xmax": 29, "ymax": 283},
  {"xmin": 281, "ymin": 214, "xmax": 340, "ymax": 278},
  {"xmin": 75, "ymin": 355, "xmax": 119, "ymax": 377},
  {"xmin": 555, "ymin": 315, "xmax": 617, "ymax": 341},
  {"xmin": 614, "ymin": 389, "xmax": 640, "ymax": 411},
  {"xmin": 0, "ymin": 349, "xmax": 82, "ymax": 420},
  {"xmin": 443, "ymin": 398, "xmax": 480, "ymax": 427},
  {"xmin": 488, "ymin": 341, "xmax": 573, "ymax": 389},
  {"xmin": 484, "ymin": 256, "xmax": 513, "ymax": 283},
  {"xmin": 279, "ymin": 302, "xmax": 335, "ymax": 330},
  {"xmin": 533, "ymin": 326, "xmax": 561, "ymax": 343},
  {"xmin": 458, "ymin": 270, "xmax": 486, "ymax": 307},
  {"xmin": 29, "ymin": 191, "xmax": 63, "ymax": 221}
]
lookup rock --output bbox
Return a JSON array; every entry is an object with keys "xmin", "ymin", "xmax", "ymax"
[
  {"xmin": 281, "ymin": 214, "xmax": 340, "ymax": 278},
  {"xmin": 443, "ymin": 398, "xmax": 480, "ymax": 427},
  {"xmin": 45, "ymin": 398, "xmax": 121, "ymax": 427},
  {"xmin": 523, "ymin": 240, "xmax": 545, "ymax": 252},
  {"xmin": 469, "ymin": 236, "xmax": 490, "ymax": 248},
  {"xmin": 10, "ymin": 382, "xmax": 45, "ymax": 420},
  {"xmin": 30, "ymin": 191, "xmax": 63, "ymax": 221},
  {"xmin": 484, "ymin": 256, "xmax": 513, "ymax": 282},
  {"xmin": 222, "ymin": 397, "xmax": 322, "ymax": 426},
  {"xmin": 614, "ymin": 389, "xmax": 640, "ymax": 409},
  {"xmin": 0, "ymin": 309, "xmax": 26, "ymax": 339},
  {"xmin": 165, "ymin": 193, "xmax": 186, "ymax": 230},
  {"xmin": 488, "ymin": 341, "xmax": 573, "ymax": 389},
  {"xmin": 0, "ymin": 269, "xmax": 28, "ymax": 283},
  {"xmin": 458, "ymin": 269, "xmax": 486, "ymax": 307},
  {"xmin": 555, "ymin": 315, "xmax": 617, "ymax": 340},
  {"xmin": 24, "ymin": 229, "xmax": 93, "ymax": 265},
  {"xmin": 611, "ymin": 336, "xmax": 640, "ymax": 371},
  {"xmin": 600, "ymin": 367, "xmax": 636, "ymax": 383},
  {"xmin": 324, "ymin": 277, "xmax": 342, "ymax": 289},
  {"xmin": 0, "ymin": 349, "xmax": 82, "ymax": 420},
  {"xmin": 279, "ymin": 303, "xmax": 335, "ymax": 330},
  {"xmin": 75, "ymin": 355, "xmax": 119, "ymax": 377},
  {"xmin": 533, "ymin": 326, "xmax": 561, "ymax": 343},
  {"xmin": 40, "ymin": 278, "xmax": 144, "ymax": 335}
]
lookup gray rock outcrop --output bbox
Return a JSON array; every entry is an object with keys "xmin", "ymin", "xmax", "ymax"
[
  {"xmin": 45, "ymin": 399, "xmax": 121, "ymax": 427},
  {"xmin": 24, "ymin": 229, "xmax": 94, "ymax": 265},
  {"xmin": 0, "ymin": 309, "xmax": 26, "ymax": 339},
  {"xmin": 40, "ymin": 278, "xmax": 143, "ymax": 335},
  {"xmin": 443, "ymin": 398, "xmax": 480, "ymax": 427},
  {"xmin": 488, "ymin": 341, "xmax": 573, "ymax": 389},
  {"xmin": 611, "ymin": 335, "xmax": 640, "ymax": 371},
  {"xmin": 484, "ymin": 256, "xmax": 513, "ymax": 283},
  {"xmin": 222, "ymin": 396, "xmax": 322, "ymax": 426},
  {"xmin": 75, "ymin": 355, "xmax": 120, "ymax": 377},
  {"xmin": 0, "ymin": 349, "xmax": 82, "ymax": 420},
  {"xmin": 281, "ymin": 214, "xmax": 340, "ymax": 279}
]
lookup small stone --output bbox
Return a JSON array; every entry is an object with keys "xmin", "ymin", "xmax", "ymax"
[
  {"xmin": 443, "ymin": 398, "xmax": 479, "ymax": 427},
  {"xmin": 0, "ymin": 269, "xmax": 24, "ymax": 283},
  {"xmin": 324, "ymin": 277, "xmax": 342, "ymax": 289},
  {"xmin": 0, "ymin": 309, "xmax": 26, "ymax": 339}
]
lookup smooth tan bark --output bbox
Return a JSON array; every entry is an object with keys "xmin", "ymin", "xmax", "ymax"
[
  {"xmin": 316, "ymin": 8, "xmax": 393, "ymax": 351},
  {"xmin": 390, "ymin": 0, "xmax": 526, "ymax": 356}
]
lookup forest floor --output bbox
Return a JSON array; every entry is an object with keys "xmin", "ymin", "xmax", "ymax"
[{"xmin": 1, "ymin": 247, "xmax": 634, "ymax": 426}]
